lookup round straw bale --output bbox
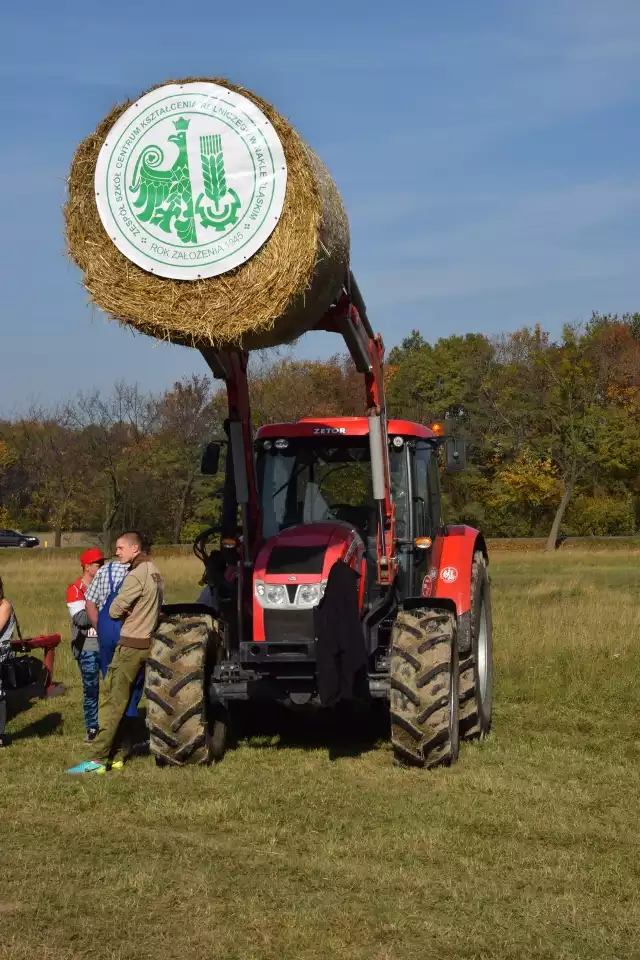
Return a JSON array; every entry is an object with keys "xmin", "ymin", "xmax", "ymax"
[{"xmin": 64, "ymin": 77, "xmax": 349, "ymax": 351}]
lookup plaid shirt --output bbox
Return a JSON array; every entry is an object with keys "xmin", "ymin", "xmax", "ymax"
[{"xmin": 85, "ymin": 561, "xmax": 129, "ymax": 610}]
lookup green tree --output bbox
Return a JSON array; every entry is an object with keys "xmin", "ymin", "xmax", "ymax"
[
  {"xmin": 490, "ymin": 322, "xmax": 640, "ymax": 548},
  {"xmin": 388, "ymin": 330, "xmax": 495, "ymax": 428}
]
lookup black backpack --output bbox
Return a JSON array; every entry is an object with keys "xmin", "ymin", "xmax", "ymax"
[
  {"xmin": 1, "ymin": 655, "xmax": 42, "ymax": 690},
  {"xmin": 1, "ymin": 614, "xmax": 42, "ymax": 690}
]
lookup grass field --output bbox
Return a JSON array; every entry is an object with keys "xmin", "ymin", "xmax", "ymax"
[{"xmin": 1, "ymin": 548, "xmax": 640, "ymax": 960}]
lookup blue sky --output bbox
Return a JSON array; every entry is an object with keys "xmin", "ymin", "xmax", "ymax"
[{"xmin": 2, "ymin": 0, "xmax": 640, "ymax": 412}]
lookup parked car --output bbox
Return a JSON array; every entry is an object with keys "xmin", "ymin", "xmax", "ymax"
[{"xmin": 0, "ymin": 529, "xmax": 40, "ymax": 548}]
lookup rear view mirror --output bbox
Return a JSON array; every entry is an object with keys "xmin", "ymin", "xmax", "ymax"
[
  {"xmin": 444, "ymin": 437, "xmax": 467, "ymax": 473},
  {"xmin": 201, "ymin": 441, "xmax": 222, "ymax": 476}
]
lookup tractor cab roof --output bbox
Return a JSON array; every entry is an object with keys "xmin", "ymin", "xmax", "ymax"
[{"xmin": 256, "ymin": 417, "xmax": 438, "ymax": 441}]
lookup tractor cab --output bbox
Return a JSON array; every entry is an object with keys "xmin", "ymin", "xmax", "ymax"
[{"xmin": 254, "ymin": 417, "xmax": 444, "ymax": 611}]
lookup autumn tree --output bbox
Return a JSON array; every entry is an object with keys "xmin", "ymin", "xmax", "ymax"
[
  {"xmin": 486, "ymin": 451, "xmax": 561, "ymax": 537},
  {"xmin": 0, "ymin": 432, "xmax": 20, "ymax": 527},
  {"xmin": 68, "ymin": 384, "xmax": 158, "ymax": 551},
  {"xmin": 17, "ymin": 410, "xmax": 93, "ymax": 546},
  {"xmin": 482, "ymin": 321, "xmax": 640, "ymax": 548},
  {"xmin": 249, "ymin": 355, "xmax": 363, "ymax": 425},
  {"xmin": 2, "ymin": 313, "xmax": 639, "ymax": 545},
  {"xmin": 156, "ymin": 375, "xmax": 225, "ymax": 543}
]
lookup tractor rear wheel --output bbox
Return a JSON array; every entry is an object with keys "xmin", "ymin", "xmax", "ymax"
[
  {"xmin": 459, "ymin": 551, "xmax": 493, "ymax": 740},
  {"xmin": 390, "ymin": 608, "xmax": 459, "ymax": 768},
  {"xmin": 145, "ymin": 612, "xmax": 227, "ymax": 766}
]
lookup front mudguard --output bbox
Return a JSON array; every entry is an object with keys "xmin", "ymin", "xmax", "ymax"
[
  {"xmin": 431, "ymin": 525, "xmax": 487, "ymax": 613},
  {"xmin": 401, "ymin": 596, "xmax": 471, "ymax": 657}
]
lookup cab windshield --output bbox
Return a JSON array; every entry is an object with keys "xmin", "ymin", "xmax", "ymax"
[{"xmin": 256, "ymin": 436, "xmax": 408, "ymax": 542}]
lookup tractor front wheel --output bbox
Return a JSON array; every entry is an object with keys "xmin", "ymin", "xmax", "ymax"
[
  {"xmin": 390, "ymin": 607, "xmax": 459, "ymax": 768},
  {"xmin": 145, "ymin": 612, "xmax": 227, "ymax": 766}
]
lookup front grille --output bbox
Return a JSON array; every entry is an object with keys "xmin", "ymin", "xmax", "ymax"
[
  {"xmin": 286, "ymin": 584, "xmax": 298, "ymax": 603},
  {"xmin": 267, "ymin": 545, "xmax": 325, "ymax": 575},
  {"xmin": 264, "ymin": 608, "xmax": 315, "ymax": 643}
]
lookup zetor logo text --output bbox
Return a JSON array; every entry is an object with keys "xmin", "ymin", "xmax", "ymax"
[
  {"xmin": 313, "ymin": 427, "xmax": 346, "ymax": 435},
  {"xmin": 440, "ymin": 566, "xmax": 458, "ymax": 584}
]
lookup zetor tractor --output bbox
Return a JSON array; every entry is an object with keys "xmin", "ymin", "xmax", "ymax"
[{"xmin": 145, "ymin": 274, "xmax": 492, "ymax": 769}]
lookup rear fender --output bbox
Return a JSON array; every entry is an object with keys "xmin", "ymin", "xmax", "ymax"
[{"xmin": 427, "ymin": 526, "xmax": 487, "ymax": 617}]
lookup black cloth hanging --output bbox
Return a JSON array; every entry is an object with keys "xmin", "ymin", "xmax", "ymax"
[{"xmin": 314, "ymin": 560, "xmax": 369, "ymax": 706}]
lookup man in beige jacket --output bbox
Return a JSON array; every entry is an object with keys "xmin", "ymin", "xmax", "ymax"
[{"xmin": 67, "ymin": 531, "xmax": 164, "ymax": 774}]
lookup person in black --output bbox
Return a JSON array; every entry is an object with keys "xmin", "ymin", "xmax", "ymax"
[
  {"xmin": 314, "ymin": 560, "xmax": 369, "ymax": 706},
  {"xmin": 0, "ymin": 576, "xmax": 17, "ymax": 747}
]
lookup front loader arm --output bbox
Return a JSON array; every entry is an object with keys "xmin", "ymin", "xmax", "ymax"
[
  {"xmin": 200, "ymin": 347, "xmax": 261, "ymax": 559},
  {"xmin": 200, "ymin": 270, "xmax": 396, "ymax": 589},
  {"xmin": 316, "ymin": 272, "xmax": 396, "ymax": 585}
]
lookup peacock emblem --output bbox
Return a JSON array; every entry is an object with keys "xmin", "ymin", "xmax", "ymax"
[
  {"xmin": 129, "ymin": 118, "xmax": 241, "ymax": 245},
  {"xmin": 130, "ymin": 117, "xmax": 196, "ymax": 244}
]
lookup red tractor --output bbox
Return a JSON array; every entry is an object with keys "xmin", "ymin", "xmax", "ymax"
[{"xmin": 145, "ymin": 274, "xmax": 492, "ymax": 768}]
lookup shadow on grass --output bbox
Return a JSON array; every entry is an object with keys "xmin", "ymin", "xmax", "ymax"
[
  {"xmin": 111, "ymin": 712, "xmax": 151, "ymax": 759},
  {"xmin": 8, "ymin": 711, "xmax": 64, "ymax": 742},
  {"xmin": 6, "ymin": 675, "xmax": 59, "ymax": 721},
  {"xmin": 230, "ymin": 700, "xmax": 390, "ymax": 761}
]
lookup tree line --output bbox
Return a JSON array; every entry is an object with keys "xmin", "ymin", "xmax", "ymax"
[{"xmin": 1, "ymin": 313, "xmax": 639, "ymax": 551}]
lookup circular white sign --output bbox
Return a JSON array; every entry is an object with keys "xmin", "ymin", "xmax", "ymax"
[
  {"xmin": 94, "ymin": 82, "xmax": 288, "ymax": 280},
  {"xmin": 440, "ymin": 566, "xmax": 458, "ymax": 584}
]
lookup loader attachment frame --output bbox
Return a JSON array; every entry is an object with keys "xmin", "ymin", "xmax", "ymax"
[{"xmin": 199, "ymin": 271, "xmax": 396, "ymax": 599}]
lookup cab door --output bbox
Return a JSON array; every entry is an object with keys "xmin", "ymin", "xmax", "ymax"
[{"xmin": 409, "ymin": 441, "xmax": 441, "ymax": 597}]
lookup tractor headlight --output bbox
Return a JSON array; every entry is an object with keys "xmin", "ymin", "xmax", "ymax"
[
  {"xmin": 255, "ymin": 580, "xmax": 326, "ymax": 609},
  {"xmin": 254, "ymin": 581, "xmax": 287, "ymax": 607},
  {"xmin": 266, "ymin": 584, "xmax": 287, "ymax": 606},
  {"xmin": 297, "ymin": 584, "xmax": 320, "ymax": 606}
]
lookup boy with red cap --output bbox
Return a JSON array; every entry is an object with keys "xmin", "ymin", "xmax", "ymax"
[{"xmin": 66, "ymin": 548, "xmax": 104, "ymax": 742}]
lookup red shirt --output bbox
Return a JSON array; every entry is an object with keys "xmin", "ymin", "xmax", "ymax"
[
  {"xmin": 66, "ymin": 578, "xmax": 87, "ymax": 613},
  {"xmin": 66, "ymin": 578, "xmax": 98, "ymax": 652}
]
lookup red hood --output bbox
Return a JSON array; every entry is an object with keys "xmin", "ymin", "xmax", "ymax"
[
  {"xmin": 252, "ymin": 521, "xmax": 368, "ymax": 640},
  {"xmin": 268, "ymin": 522, "xmax": 349, "ymax": 549},
  {"xmin": 254, "ymin": 521, "xmax": 363, "ymax": 584}
]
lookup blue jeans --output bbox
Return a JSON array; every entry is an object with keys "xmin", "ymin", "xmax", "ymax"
[{"xmin": 77, "ymin": 650, "xmax": 100, "ymax": 731}]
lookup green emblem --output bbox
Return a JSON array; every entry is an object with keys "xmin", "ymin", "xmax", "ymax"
[
  {"xmin": 196, "ymin": 135, "xmax": 241, "ymax": 231},
  {"xmin": 129, "ymin": 118, "xmax": 240, "ymax": 245},
  {"xmin": 96, "ymin": 82, "xmax": 288, "ymax": 280}
]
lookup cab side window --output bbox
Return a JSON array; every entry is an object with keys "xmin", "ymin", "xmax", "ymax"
[
  {"xmin": 413, "ymin": 445, "xmax": 430, "ymax": 538},
  {"xmin": 414, "ymin": 442, "xmax": 441, "ymax": 537},
  {"xmin": 427, "ymin": 444, "xmax": 442, "ymax": 531}
]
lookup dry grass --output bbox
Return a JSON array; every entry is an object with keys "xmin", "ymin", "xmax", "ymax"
[
  {"xmin": 488, "ymin": 537, "xmax": 640, "ymax": 553},
  {"xmin": 1, "ymin": 548, "xmax": 640, "ymax": 960},
  {"xmin": 64, "ymin": 78, "xmax": 349, "ymax": 351}
]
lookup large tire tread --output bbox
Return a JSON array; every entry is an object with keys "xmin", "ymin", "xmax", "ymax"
[
  {"xmin": 390, "ymin": 608, "xmax": 459, "ymax": 768},
  {"xmin": 145, "ymin": 613, "xmax": 224, "ymax": 766}
]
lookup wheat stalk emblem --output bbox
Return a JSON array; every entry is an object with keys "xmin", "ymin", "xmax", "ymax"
[{"xmin": 196, "ymin": 134, "xmax": 241, "ymax": 231}]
